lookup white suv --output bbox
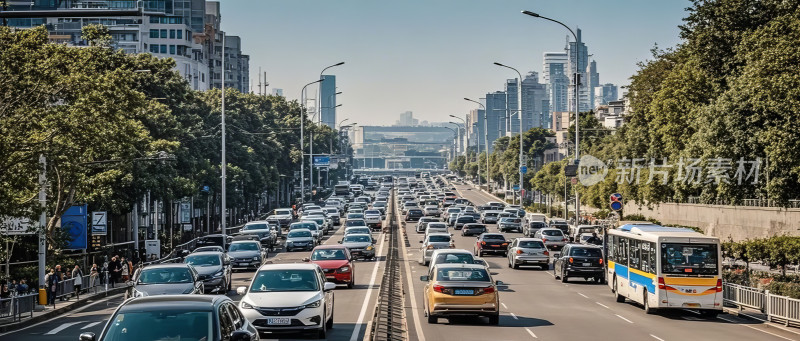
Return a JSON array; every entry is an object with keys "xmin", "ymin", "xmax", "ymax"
[{"xmin": 238, "ymin": 263, "xmax": 336, "ymax": 338}]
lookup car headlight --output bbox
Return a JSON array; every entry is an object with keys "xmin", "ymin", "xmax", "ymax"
[
  {"xmin": 366, "ymin": 245, "xmax": 374, "ymax": 251},
  {"xmin": 253, "ymin": 256, "xmax": 259, "ymax": 261},
  {"xmin": 305, "ymin": 299, "xmax": 322, "ymax": 308},
  {"xmin": 241, "ymin": 301, "xmax": 255, "ymax": 309},
  {"xmin": 339, "ymin": 266, "xmax": 351, "ymax": 273},
  {"xmin": 213, "ymin": 271, "xmax": 224, "ymax": 278}
]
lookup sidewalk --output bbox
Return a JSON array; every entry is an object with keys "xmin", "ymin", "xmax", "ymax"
[{"xmin": 0, "ymin": 284, "xmax": 127, "ymax": 333}]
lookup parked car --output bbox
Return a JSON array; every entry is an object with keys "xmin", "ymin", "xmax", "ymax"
[
  {"xmin": 78, "ymin": 295, "xmax": 258, "ymax": 341},
  {"xmin": 533, "ymin": 228, "xmax": 569, "ymax": 251},
  {"xmin": 405, "ymin": 208, "xmax": 424, "ymax": 221},
  {"xmin": 237, "ymin": 263, "xmax": 336, "ymax": 338},
  {"xmin": 128, "ymin": 264, "xmax": 203, "ymax": 298},
  {"xmin": 227, "ymin": 241, "xmax": 266, "ymax": 270},
  {"xmin": 419, "ymin": 233, "xmax": 455, "ymax": 265},
  {"xmin": 184, "ymin": 251, "xmax": 232, "ymax": 294},
  {"xmin": 473, "ymin": 233, "xmax": 509, "ymax": 257},
  {"xmin": 309, "ymin": 245, "xmax": 355, "ymax": 288},
  {"xmin": 461, "ymin": 223, "xmax": 488, "ymax": 237},
  {"xmin": 498, "ymin": 217, "xmax": 522, "ymax": 233},
  {"xmin": 507, "ymin": 238, "xmax": 549, "ymax": 269},
  {"xmin": 553, "ymin": 244, "xmax": 605, "ymax": 283},
  {"xmin": 420, "ymin": 263, "xmax": 500, "ymax": 325},
  {"xmin": 285, "ymin": 229, "xmax": 315, "ymax": 252},
  {"xmin": 339, "ymin": 233, "xmax": 377, "ymax": 260}
]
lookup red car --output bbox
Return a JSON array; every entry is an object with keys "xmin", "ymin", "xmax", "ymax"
[{"xmin": 309, "ymin": 245, "xmax": 355, "ymax": 288}]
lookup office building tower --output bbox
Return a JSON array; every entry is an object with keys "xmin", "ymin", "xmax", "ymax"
[
  {"xmin": 586, "ymin": 60, "xmax": 599, "ymax": 110},
  {"xmin": 593, "ymin": 83, "xmax": 618, "ymax": 108},
  {"xmin": 521, "ymin": 71, "xmax": 550, "ymax": 130},
  {"xmin": 320, "ymin": 75, "xmax": 337, "ymax": 128},
  {"xmin": 484, "ymin": 91, "xmax": 507, "ymax": 152},
  {"xmin": 397, "ymin": 111, "xmax": 414, "ymax": 126},
  {"xmin": 469, "ymin": 108, "xmax": 486, "ymax": 153},
  {"xmin": 566, "ymin": 28, "xmax": 592, "ymax": 112},
  {"xmin": 206, "ymin": 1, "xmax": 249, "ymax": 93},
  {"xmin": 543, "ymin": 52, "xmax": 569, "ymax": 121}
]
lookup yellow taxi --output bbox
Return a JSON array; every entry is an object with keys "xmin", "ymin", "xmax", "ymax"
[{"xmin": 420, "ymin": 263, "xmax": 500, "ymax": 325}]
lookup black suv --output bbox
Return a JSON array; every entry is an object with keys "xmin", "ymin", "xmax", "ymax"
[{"xmin": 554, "ymin": 244, "xmax": 605, "ymax": 283}]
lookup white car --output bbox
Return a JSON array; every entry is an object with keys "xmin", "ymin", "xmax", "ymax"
[
  {"xmin": 423, "ymin": 205, "xmax": 440, "ymax": 217},
  {"xmin": 364, "ymin": 209, "xmax": 383, "ymax": 230},
  {"xmin": 238, "ymin": 263, "xmax": 336, "ymax": 338},
  {"xmin": 425, "ymin": 222, "xmax": 449, "ymax": 237}
]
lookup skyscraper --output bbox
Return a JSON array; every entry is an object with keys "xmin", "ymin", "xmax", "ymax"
[
  {"xmin": 593, "ymin": 83, "xmax": 618, "ymax": 107},
  {"xmin": 505, "ymin": 79, "xmax": 519, "ymax": 136},
  {"xmin": 566, "ymin": 28, "xmax": 592, "ymax": 112},
  {"xmin": 521, "ymin": 71, "xmax": 550, "ymax": 130},
  {"xmin": 543, "ymin": 52, "xmax": 569, "ymax": 122},
  {"xmin": 485, "ymin": 91, "xmax": 506, "ymax": 152},
  {"xmin": 320, "ymin": 75, "xmax": 337, "ymax": 128},
  {"xmin": 397, "ymin": 111, "xmax": 414, "ymax": 126},
  {"xmin": 586, "ymin": 60, "xmax": 599, "ymax": 111}
]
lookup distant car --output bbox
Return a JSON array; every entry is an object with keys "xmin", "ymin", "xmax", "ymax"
[
  {"xmin": 423, "ymin": 205, "xmax": 440, "ymax": 217},
  {"xmin": 498, "ymin": 217, "xmax": 522, "ymax": 233},
  {"xmin": 474, "ymin": 233, "xmax": 509, "ymax": 257},
  {"xmin": 428, "ymin": 249, "xmax": 481, "ymax": 275},
  {"xmin": 227, "ymin": 241, "xmax": 266, "ymax": 270},
  {"xmin": 447, "ymin": 213, "xmax": 459, "ymax": 227},
  {"xmin": 346, "ymin": 213, "xmax": 364, "ymax": 220},
  {"xmin": 416, "ymin": 217, "xmax": 439, "ymax": 233},
  {"xmin": 310, "ymin": 245, "xmax": 355, "ymax": 288},
  {"xmin": 128, "ymin": 263, "xmax": 203, "ymax": 298},
  {"xmin": 344, "ymin": 226, "xmax": 372, "ymax": 236},
  {"xmin": 292, "ymin": 221, "xmax": 322, "ymax": 243},
  {"xmin": 533, "ymin": 228, "xmax": 568, "ymax": 250},
  {"xmin": 507, "ymin": 238, "xmax": 549, "ymax": 269},
  {"xmin": 195, "ymin": 234, "xmax": 233, "ymax": 250},
  {"xmin": 285, "ymin": 229, "xmax": 315, "ymax": 252},
  {"xmin": 524, "ymin": 221, "xmax": 548, "ymax": 237},
  {"xmin": 454, "ymin": 215, "xmax": 477, "ymax": 230},
  {"xmin": 364, "ymin": 209, "xmax": 383, "ymax": 230},
  {"xmin": 339, "ymin": 233, "xmax": 377, "ymax": 260},
  {"xmin": 237, "ymin": 229, "xmax": 277, "ymax": 250},
  {"xmin": 548, "ymin": 218, "xmax": 570, "ymax": 234},
  {"xmin": 405, "ymin": 209, "xmax": 424, "ymax": 221},
  {"xmin": 424, "ymin": 222, "xmax": 449, "ymax": 236},
  {"xmin": 79, "ymin": 295, "xmax": 258, "ymax": 341},
  {"xmin": 419, "ymin": 233, "xmax": 455, "ymax": 265},
  {"xmin": 267, "ymin": 208, "xmax": 294, "ymax": 227},
  {"xmin": 461, "ymin": 223, "xmax": 487, "ymax": 237},
  {"xmin": 323, "ymin": 207, "xmax": 341, "ymax": 226},
  {"xmin": 184, "ymin": 251, "xmax": 232, "ymax": 294},
  {"xmin": 553, "ymin": 244, "xmax": 604, "ymax": 283},
  {"xmin": 237, "ymin": 263, "xmax": 336, "ymax": 338},
  {"xmin": 345, "ymin": 219, "xmax": 368, "ymax": 228},
  {"xmin": 193, "ymin": 246, "xmax": 224, "ymax": 254},
  {"xmin": 420, "ymin": 263, "xmax": 499, "ymax": 325},
  {"xmin": 480, "ymin": 211, "xmax": 501, "ymax": 224}
]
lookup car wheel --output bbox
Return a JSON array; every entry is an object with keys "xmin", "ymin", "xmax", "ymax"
[
  {"xmin": 644, "ymin": 292, "xmax": 656, "ymax": 314},
  {"xmin": 507, "ymin": 257, "xmax": 512, "ymax": 268},
  {"xmin": 561, "ymin": 269, "xmax": 568, "ymax": 283},
  {"xmin": 347, "ymin": 278, "xmax": 354, "ymax": 289},
  {"xmin": 326, "ymin": 305, "xmax": 335, "ymax": 329},
  {"xmin": 427, "ymin": 312, "xmax": 437, "ymax": 324},
  {"xmin": 488, "ymin": 313, "xmax": 499, "ymax": 325}
]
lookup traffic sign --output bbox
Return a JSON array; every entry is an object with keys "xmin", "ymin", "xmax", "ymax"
[
  {"xmin": 513, "ymin": 184, "xmax": 520, "ymax": 191},
  {"xmin": 520, "ymin": 166, "xmax": 528, "ymax": 174},
  {"xmin": 610, "ymin": 193, "xmax": 623, "ymax": 202},
  {"xmin": 610, "ymin": 193, "xmax": 623, "ymax": 211},
  {"xmin": 571, "ymin": 177, "xmax": 578, "ymax": 185},
  {"xmin": 610, "ymin": 201, "xmax": 623, "ymax": 211}
]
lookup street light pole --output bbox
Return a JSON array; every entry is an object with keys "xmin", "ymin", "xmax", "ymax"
[
  {"xmin": 522, "ymin": 10, "xmax": 580, "ymax": 221},
  {"xmin": 318, "ymin": 62, "xmax": 345, "ymax": 125},
  {"xmin": 494, "ymin": 62, "xmax": 524, "ymax": 205},
  {"xmin": 221, "ymin": 35, "xmax": 227, "ymax": 241},
  {"xmin": 300, "ymin": 79, "xmax": 323, "ymax": 204},
  {"xmin": 443, "ymin": 126, "xmax": 458, "ymax": 163},
  {"xmin": 464, "ymin": 98, "xmax": 488, "ymax": 189}
]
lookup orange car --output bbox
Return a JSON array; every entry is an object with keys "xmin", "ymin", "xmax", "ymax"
[{"xmin": 420, "ymin": 263, "xmax": 500, "ymax": 325}]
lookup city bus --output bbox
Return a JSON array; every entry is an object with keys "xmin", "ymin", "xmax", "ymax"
[{"xmin": 606, "ymin": 224, "xmax": 722, "ymax": 316}]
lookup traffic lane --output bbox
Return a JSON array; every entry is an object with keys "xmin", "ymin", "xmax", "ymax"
[
  {"xmin": 0, "ymin": 295, "xmax": 125, "ymax": 341},
  {"xmin": 453, "ymin": 183, "xmax": 800, "ymax": 340},
  {"xmin": 229, "ymin": 220, "xmax": 388, "ymax": 340}
]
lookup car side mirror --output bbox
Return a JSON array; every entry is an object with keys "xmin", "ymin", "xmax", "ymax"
[
  {"xmin": 223, "ymin": 258, "xmax": 231, "ymax": 265},
  {"xmin": 236, "ymin": 287, "xmax": 247, "ymax": 295},
  {"xmin": 79, "ymin": 332, "xmax": 97, "ymax": 341},
  {"xmin": 324, "ymin": 282, "xmax": 337, "ymax": 291},
  {"xmin": 419, "ymin": 275, "xmax": 429, "ymax": 282},
  {"xmin": 230, "ymin": 330, "xmax": 253, "ymax": 341},
  {"xmin": 372, "ymin": 239, "xmax": 377, "ymax": 244}
]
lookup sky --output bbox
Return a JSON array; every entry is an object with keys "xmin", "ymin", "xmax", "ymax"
[{"xmin": 221, "ymin": 0, "xmax": 691, "ymax": 126}]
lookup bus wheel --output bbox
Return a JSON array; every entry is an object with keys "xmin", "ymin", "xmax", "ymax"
[
  {"xmin": 644, "ymin": 292, "xmax": 656, "ymax": 314},
  {"xmin": 614, "ymin": 277, "xmax": 625, "ymax": 303}
]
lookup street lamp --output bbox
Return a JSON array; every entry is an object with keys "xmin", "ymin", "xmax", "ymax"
[
  {"xmin": 300, "ymin": 79, "xmax": 324, "ymax": 204},
  {"xmin": 522, "ymin": 10, "xmax": 581, "ymax": 220},
  {"xmin": 494, "ymin": 62, "xmax": 524, "ymax": 205},
  {"xmin": 449, "ymin": 115, "xmax": 468, "ymax": 159},
  {"xmin": 465, "ymin": 98, "xmax": 488, "ymax": 189},
  {"xmin": 337, "ymin": 118, "xmax": 350, "ymax": 130},
  {"xmin": 318, "ymin": 62, "xmax": 345, "ymax": 124}
]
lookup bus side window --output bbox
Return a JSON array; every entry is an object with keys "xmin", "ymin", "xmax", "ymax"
[
  {"xmin": 619, "ymin": 237, "xmax": 628, "ymax": 266},
  {"xmin": 641, "ymin": 241, "xmax": 650, "ymax": 273},
  {"xmin": 630, "ymin": 239, "xmax": 640, "ymax": 270},
  {"xmin": 648, "ymin": 242, "xmax": 657, "ymax": 274},
  {"xmin": 608, "ymin": 236, "xmax": 615, "ymax": 262}
]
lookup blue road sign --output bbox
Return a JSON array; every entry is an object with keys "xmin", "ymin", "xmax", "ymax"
[
  {"xmin": 513, "ymin": 185, "xmax": 520, "ymax": 191},
  {"xmin": 62, "ymin": 205, "xmax": 88, "ymax": 250},
  {"xmin": 520, "ymin": 166, "xmax": 527, "ymax": 174},
  {"xmin": 610, "ymin": 201, "xmax": 623, "ymax": 211},
  {"xmin": 313, "ymin": 156, "xmax": 330, "ymax": 167}
]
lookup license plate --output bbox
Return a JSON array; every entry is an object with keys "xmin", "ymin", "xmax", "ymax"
[
  {"xmin": 683, "ymin": 303, "xmax": 701, "ymax": 308},
  {"xmin": 326, "ymin": 276, "xmax": 336, "ymax": 280},
  {"xmin": 267, "ymin": 318, "xmax": 291, "ymax": 325},
  {"xmin": 239, "ymin": 263, "xmax": 249, "ymax": 267},
  {"xmin": 454, "ymin": 289, "xmax": 473, "ymax": 295},
  {"xmin": 583, "ymin": 263, "xmax": 592, "ymax": 267}
]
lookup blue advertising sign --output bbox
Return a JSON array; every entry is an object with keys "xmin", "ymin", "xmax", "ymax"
[
  {"xmin": 313, "ymin": 156, "xmax": 330, "ymax": 167},
  {"xmin": 61, "ymin": 205, "xmax": 88, "ymax": 250}
]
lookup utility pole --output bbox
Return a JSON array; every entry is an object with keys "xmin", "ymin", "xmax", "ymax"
[
  {"xmin": 221, "ymin": 34, "xmax": 227, "ymax": 246},
  {"xmin": 38, "ymin": 155, "xmax": 46, "ymax": 288}
]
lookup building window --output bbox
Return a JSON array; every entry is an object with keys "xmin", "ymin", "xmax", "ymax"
[
  {"xmin": 160, "ymin": 45, "xmax": 167, "ymax": 54},
  {"xmin": 150, "ymin": 44, "xmax": 158, "ymax": 53},
  {"xmin": 169, "ymin": 29, "xmax": 175, "ymax": 39},
  {"xmin": 149, "ymin": 16, "xmax": 159, "ymax": 24},
  {"xmin": 149, "ymin": 29, "xmax": 159, "ymax": 38},
  {"xmin": 169, "ymin": 45, "xmax": 175, "ymax": 55},
  {"xmin": 176, "ymin": 30, "xmax": 182, "ymax": 40},
  {"xmin": 160, "ymin": 29, "xmax": 167, "ymax": 38}
]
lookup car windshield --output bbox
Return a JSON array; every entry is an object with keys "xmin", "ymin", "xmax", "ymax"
[
  {"xmin": 138, "ymin": 268, "xmax": 193, "ymax": 284},
  {"xmin": 243, "ymin": 223, "xmax": 268, "ymax": 231},
  {"xmin": 347, "ymin": 228, "xmax": 370, "ymax": 235},
  {"xmin": 344, "ymin": 235, "xmax": 372, "ymax": 243},
  {"xmin": 291, "ymin": 223, "xmax": 315, "ymax": 230},
  {"xmin": 482, "ymin": 235, "xmax": 505, "ymax": 241},
  {"xmin": 466, "ymin": 224, "xmax": 486, "ymax": 230},
  {"xmin": 346, "ymin": 220, "xmax": 366, "ymax": 226},
  {"xmin": 102, "ymin": 311, "xmax": 211, "ymax": 341},
  {"xmin": 312, "ymin": 249, "xmax": 347, "ymax": 260},
  {"xmin": 661, "ymin": 243, "xmax": 719, "ymax": 275},
  {"xmin": 428, "ymin": 224, "xmax": 446, "ymax": 229},
  {"xmin": 485, "ymin": 212, "xmax": 498, "ymax": 217},
  {"xmin": 518, "ymin": 240, "xmax": 545, "ymax": 248},
  {"xmin": 275, "ymin": 209, "xmax": 292, "ymax": 215},
  {"xmin": 250, "ymin": 270, "xmax": 319, "ymax": 292},
  {"xmin": 500, "ymin": 218, "xmax": 520, "ymax": 223},
  {"xmin": 184, "ymin": 255, "xmax": 220, "ymax": 267},
  {"xmin": 428, "ymin": 235, "xmax": 451, "ymax": 243},
  {"xmin": 435, "ymin": 253, "xmax": 474, "ymax": 264},
  {"xmin": 569, "ymin": 247, "xmax": 603, "ymax": 257},
  {"xmin": 365, "ymin": 210, "xmax": 380, "ymax": 215},
  {"xmin": 436, "ymin": 268, "xmax": 490, "ymax": 282},
  {"xmin": 542, "ymin": 230, "xmax": 563, "ymax": 236},
  {"xmin": 229, "ymin": 242, "xmax": 259, "ymax": 251},
  {"xmin": 288, "ymin": 230, "xmax": 312, "ymax": 238},
  {"xmin": 302, "ymin": 220, "xmax": 322, "ymax": 227},
  {"xmin": 348, "ymin": 214, "xmax": 364, "ymax": 219},
  {"xmin": 457, "ymin": 217, "xmax": 474, "ymax": 222}
]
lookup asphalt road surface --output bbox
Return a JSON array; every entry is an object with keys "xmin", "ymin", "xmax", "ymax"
[{"xmin": 400, "ymin": 183, "xmax": 800, "ymax": 341}]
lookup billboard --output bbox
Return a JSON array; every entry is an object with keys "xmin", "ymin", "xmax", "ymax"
[
  {"xmin": 0, "ymin": 217, "xmax": 34, "ymax": 235},
  {"xmin": 61, "ymin": 205, "xmax": 88, "ymax": 250},
  {"xmin": 313, "ymin": 156, "xmax": 330, "ymax": 167}
]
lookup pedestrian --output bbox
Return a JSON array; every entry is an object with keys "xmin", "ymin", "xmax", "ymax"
[
  {"xmin": 72, "ymin": 265, "xmax": 83, "ymax": 297},
  {"xmin": 47, "ymin": 268, "xmax": 59, "ymax": 305},
  {"xmin": 587, "ymin": 232, "xmax": 603, "ymax": 246},
  {"xmin": 89, "ymin": 263, "xmax": 99, "ymax": 288},
  {"xmin": 54, "ymin": 264, "xmax": 67, "ymax": 301},
  {"xmin": 18, "ymin": 279, "xmax": 28, "ymax": 295},
  {"xmin": 120, "ymin": 256, "xmax": 130, "ymax": 282},
  {"xmin": 108, "ymin": 256, "xmax": 120, "ymax": 288},
  {"xmin": 0, "ymin": 284, "xmax": 10, "ymax": 299}
]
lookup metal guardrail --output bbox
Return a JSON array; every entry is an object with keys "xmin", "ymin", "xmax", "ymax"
[
  {"xmin": 666, "ymin": 197, "xmax": 800, "ymax": 208},
  {"xmin": 723, "ymin": 282, "xmax": 800, "ymax": 327},
  {"xmin": 723, "ymin": 282, "xmax": 764, "ymax": 311},
  {"xmin": 370, "ymin": 190, "xmax": 406, "ymax": 341},
  {"xmin": 0, "ymin": 294, "xmax": 38, "ymax": 322},
  {"xmin": 767, "ymin": 291, "xmax": 800, "ymax": 327}
]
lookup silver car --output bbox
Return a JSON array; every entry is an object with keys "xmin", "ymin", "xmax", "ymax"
[
  {"xmin": 533, "ymin": 228, "xmax": 569, "ymax": 251},
  {"xmin": 507, "ymin": 238, "xmax": 550, "ymax": 269},
  {"xmin": 498, "ymin": 217, "xmax": 522, "ymax": 233},
  {"xmin": 226, "ymin": 241, "xmax": 266, "ymax": 270},
  {"xmin": 339, "ymin": 233, "xmax": 377, "ymax": 260},
  {"xmin": 285, "ymin": 228, "xmax": 315, "ymax": 252},
  {"xmin": 419, "ymin": 233, "xmax": 454, "ymax": 266}
]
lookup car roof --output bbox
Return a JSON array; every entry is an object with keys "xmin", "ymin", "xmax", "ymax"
[
  {"xmin": 431, "ymin": 249, "xmax": 471, "ymax": 255},
  {"xmin": 120, "ymin": 295, "xmax": 228, "ymax": 312},
  {"xmin": 344, "ymin": 233, "xmax": 372, "ymax": 237},
  {"xmin": 187, "ymin": 251, "xmax": 224, "ymax": 256},
  {"xmin": 257, "ymin": 263, "xmax": 320, "ymax": 271},
  {"xmin": 313, "ymin": 244, "xmax": 348, "ymax": 250},
  {"xmin": 427, "ymin": 233, "xmax": 451, "ymax": 237},
  {"xmin": 433, "ymin": 263, "xmax": 486, "ymax": 270},
  {"xmin": 143, "ymin": 263, "xmax": 192, "ymax": 270},
  {"xmin": 246, "ymin": 220, "xmax": 270, "ymax": 224},
  {"xmin": 540, "ymin": 227, "xmax": 563, "ymax": 232}
]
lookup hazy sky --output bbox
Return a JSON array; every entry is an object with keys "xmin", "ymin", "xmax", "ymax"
[{"xmin": 222, "ymin": 0, "xmax": 691, "ymax": 126}]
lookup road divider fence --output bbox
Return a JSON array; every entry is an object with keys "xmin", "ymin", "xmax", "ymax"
[{"xmin": 723, "ymin": 282, "xmax": 800, "ymax": 327}]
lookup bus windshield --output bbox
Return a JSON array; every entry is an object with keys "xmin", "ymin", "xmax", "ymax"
[{"xmin": 661, "ymin": 243, "xmax": 718, "ymax": 275}]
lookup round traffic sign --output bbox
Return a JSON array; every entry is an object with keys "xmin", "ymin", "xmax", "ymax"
[
  {"xmin": 610, "ymin": 193, "xmax": 622, "ymax": 202},
  {"xmin": 571, "ymin": 177, "xmax": 578, "ymax": 185},
  {"xmin": 610, "ymin": 201, "xmax": 623, "ymax": 211}
]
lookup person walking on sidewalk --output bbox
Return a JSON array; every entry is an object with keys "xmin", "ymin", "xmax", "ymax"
[
  {"xmin": 120, "ymin": 256, "xmax": 131, "ymax": 283},
  {"xmin": 46, "ymin": 268, "xmax": 59, "ymax": 306},
  {"xmin": 108, "ymin": 256, "xmax": 120, "ymax": 288},
  {"xmin": 89, "ymin": 263, "xmax": 99, "ymax": 288},
  {"xmin": 72, "ymin": 265, "xmax": 83, "ymax": 298}
]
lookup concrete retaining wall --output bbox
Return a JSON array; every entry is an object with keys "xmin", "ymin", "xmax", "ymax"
[{"xmin": 623, "ymin": 202, "xmax": 800, "ymax": 241}]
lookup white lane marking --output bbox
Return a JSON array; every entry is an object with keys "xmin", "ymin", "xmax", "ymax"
[
  {"xmin": 650, "ymin": 334, "xmax": 665, "ymax": 341},
  {"xmin": 510, "ymin": 312, "xmax": 519, "ymax": 320},
  {"xmin": 526, "ymin": 328, "xmax": 538, "ymax": 339},
  {"xmin": 45, "ymin": 321, "xmax": 86, "ymax": 335},
  {"xmin": 596, "ymin": 302, "xmax": 610, "ymax": 309},
  {"xmin": 0, "ymin": 293, "xmax": 124, "ymax": 337},
  {"xmin": 349, "ymin": 230, "xmax": 387, "ymax": 341},
  {"xmin": 81, "ymin": 321, "xmax": 103, "ymax": 329},
  {"xmin": 398, "ymin": 200, "xmax": 426, "ymax": 341},
  {"xmin": 718, "ymin": 316, "xmax": 796, "ymax": 341},
  {"xmin": 578, "ymin": 293, "xmax": 589, "ymax": 298},
  {"xmin": 615, "ymin": 314, "xmax": 634, "ymax": 324},
  {"xmin": 501, "ymin": 303, "xmax": 508, "ymax": 309}
]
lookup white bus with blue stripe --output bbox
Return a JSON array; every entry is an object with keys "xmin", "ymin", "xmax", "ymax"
[{"xmin": 606, "ymin": 224, "xmax": 722, "ymax": 316}]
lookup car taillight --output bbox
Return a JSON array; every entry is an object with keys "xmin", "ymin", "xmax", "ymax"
[
  {"xmin": 599, "ymin": 258, "xmax": 604, "ymax": 265},
  {"xmin": 433, "ymin": 285, "xmax": 445, "ymax": 293},
  {"xmin": 501, "ymin": 243, "xmax": 508, "ymax": 246},
  {"xmin": 716, "ymin": 279, "xmax": 723, "ymax": 293},
  {"xmin": 542, "ymin": 238, "xmax": 547, "ymax": 242},
  {"xmin": 543, "ymin": 250, "xmax": 549, "ymax": 256},
  {"xmin": 427, "ymin": 245, "xmax": 435, "ymax": 249},
  {"xmin": 516, "ymin": 249, "xmax": 523, "ymax": 254},
  {"xmin": 449, "ymin": 243, "xmax": 455, "ymax": 248},
  {"xmin": 569, "ymin": 257, "xmax": 574, "ymax": 264},
  {"xmin": 483, "ymin": 286, "xmax": 496, "ymax": 294}
]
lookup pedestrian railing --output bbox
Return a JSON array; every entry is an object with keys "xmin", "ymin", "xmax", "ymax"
[
  {"xmin": 723, "ymin": 282, "xmax": 800, "ymax": 327},
  {"xmin": 0, "ymin": 294, "xmax": 38, "ymax": 322}
]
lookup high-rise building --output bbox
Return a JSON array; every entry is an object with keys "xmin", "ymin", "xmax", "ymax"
[
  {"xmin": 468, "ymin": 108, "xmax": 486, "ymax": 154},
  {"xmin": 271, "ymin": 88, "xmax": 284, "ymax": 96},
  {"xmin": 521, "ymin": 71, "xmax": 550, "ymax": 130},
  {"xmin": 505, "ymin": 79, "xmax": 519, "ymax": 136},
  {"xmin": 593, "ymin": 83, "xmax": 618, "ymax": 108},
  {"xmin": 320, "ymin": 75, "xmax": 337, "ymax": 128},
  {"xmin": 397, "ymin": 111, "xmax": 414, "ymax": 126},
  {"xmin": 543, "ymin": 52, "xmax": 569, "ymax": 120},
  {"xmin": 206, "ymin": 1, "xmax": 249, "ymax": 93},
  {"xmin": 585, "ymin": 60, "xmax": 599, "ymax": 110},
  {"xmin": 484, "ymin": 91, "xmax": 506, "ymax": 152},
  {"xmin": 565, "ymin": 28, "xmax": 592, "ymax": 112}
]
